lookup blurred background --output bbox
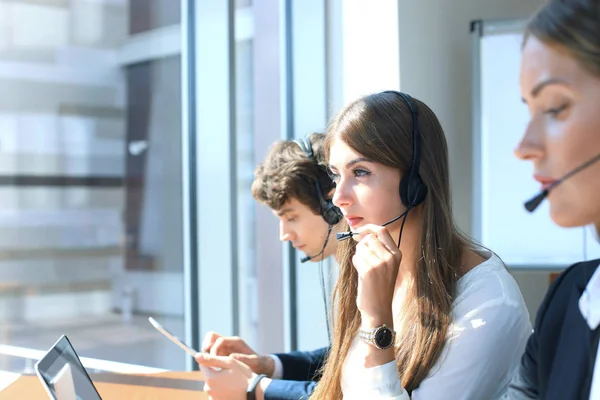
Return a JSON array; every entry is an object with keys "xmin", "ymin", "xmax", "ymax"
[{"xmin": 0, "ymin": 0, "xmax": 560, "ymax": 380}]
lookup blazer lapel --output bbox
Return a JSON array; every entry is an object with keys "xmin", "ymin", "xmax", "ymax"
[{"xmin": 545, "ymin": 281, "xmax": 594, "ymax": 400}]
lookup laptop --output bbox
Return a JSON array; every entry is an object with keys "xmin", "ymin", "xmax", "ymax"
[{"xmin": 35, "ymin": 335, "xmax": 102, "ymax": 400}]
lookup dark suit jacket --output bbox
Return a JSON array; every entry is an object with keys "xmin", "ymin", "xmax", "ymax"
[
  {"xmin": 505, "ymin": 258, "xmax": 600, "ymax": 400},
  {"xmin": 263, "ymin": 346, "xmax": 329, "ymax": 400}
]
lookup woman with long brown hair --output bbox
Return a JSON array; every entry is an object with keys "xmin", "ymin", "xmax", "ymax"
[
  {"xmin": 310, "ymin": 90, "xmax": 531, "ymax": 399},
  {"xmin": 503, "ymin": 0, "xmax": 600, "ymax": 398}
]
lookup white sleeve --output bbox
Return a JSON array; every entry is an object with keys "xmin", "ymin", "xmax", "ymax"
[
  {"xmin": 343, "ymin": 360, "xmax": 410, "ymax": 400},
  {"xmin": 269, "ymin": 354, "xmax": 284, "ymax": 379},
  {"xmin": 411, "ymin": 300, "xmax": 531, "ymax": 400},
  {"xmin": 343, "ymin": 295, "xmax": 530, "ymax": 399}
]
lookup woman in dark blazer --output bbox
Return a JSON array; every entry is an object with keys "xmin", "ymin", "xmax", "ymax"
[{"xmin": 506, "ymin": 0, "xmax": 600, "ymax": 398}]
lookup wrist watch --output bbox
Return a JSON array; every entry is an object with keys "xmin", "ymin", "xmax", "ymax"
[
  {"xmin": 358, "ymin": 324, "xmax": 396, "ymax": 350},
  {"xmin": 247, "ymin": 373, "xmax": 267, "ymax": 400}
]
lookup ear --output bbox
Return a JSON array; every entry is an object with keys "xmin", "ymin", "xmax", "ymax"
[{"xmin": 327, "ymin": 188, "xmax": 335, "ymax": 200}]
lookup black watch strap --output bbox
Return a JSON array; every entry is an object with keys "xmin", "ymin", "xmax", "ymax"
[{"xmin": 247, "ymin": 373, "xmax": 268, "ymax": 400}]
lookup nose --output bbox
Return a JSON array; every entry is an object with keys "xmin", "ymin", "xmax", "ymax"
[
  {"xmin": 279, "ymin": 221, "xmax": 296, "ymax": 242},
  {"xmin": 332, "ymin": 177, "xmax": 353, "ymax": 210},
  {"xmin": 514, "ymin": 120, "xmax": 544, "ymax": 161}
]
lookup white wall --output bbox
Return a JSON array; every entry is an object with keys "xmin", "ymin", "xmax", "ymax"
[
  {"xmin": 397, "ymin": 0, "xmax": 543, "ymax": 233},
  {"xmin": 396, "ymin": 0, "xmax": 546, "ymax": 321}
]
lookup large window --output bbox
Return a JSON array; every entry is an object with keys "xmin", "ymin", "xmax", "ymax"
[
  {"xmin": 0, "ymin": 0, "xmax": 185, "ymax": 372},
  {"xmin": 0, "ymin": 0, "xmax": 348, "ymax": 377},
  {"xmin": 129, "ymin": 0, "xmax": 181, "ymax": 34}
]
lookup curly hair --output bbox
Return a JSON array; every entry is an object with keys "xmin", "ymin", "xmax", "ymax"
[{"xmin": 251, "ymin": 133, "xmax": 334, "ymax": 215}]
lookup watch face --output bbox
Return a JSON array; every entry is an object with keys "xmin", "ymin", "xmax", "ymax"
[{"xmin": 374, "ymin": 327, "xmax": 394, "ymax": 348}]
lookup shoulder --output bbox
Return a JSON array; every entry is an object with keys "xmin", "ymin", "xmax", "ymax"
[
  {"xmin": 454, "ymin": 252, "xmax": 526, "ymax": 315},
  {"xmin": 550, "ymin": 258, "xmax": 600, "ymax": 290},
  {"xmin": 536, "ymin": 258, "xmax": 600, "ymax": 324}
]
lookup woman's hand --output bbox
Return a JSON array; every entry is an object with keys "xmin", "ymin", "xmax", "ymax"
[
  {"xmin": 352, "ymin": 224, "xmax": 402, "ymax": 328},
  {"xmin": 195, "ymin": 353, "xmax": 270, "ymax": 400}
]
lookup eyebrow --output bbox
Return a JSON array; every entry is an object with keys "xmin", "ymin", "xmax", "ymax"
[
  {"xmin": 522, "ymin": 78, "xmax": 570, "ymax": 102},
  {"xmin": 276, "ymin": 207, "xmax": 294, "ymax": 217},
  {"xmin": 329, "ymin": 157, "xmax": 373, "ymax": 170}
]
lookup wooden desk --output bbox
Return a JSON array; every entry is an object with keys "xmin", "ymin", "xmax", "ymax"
[{"xmin": 0, "ymin": 371, "xmax": 206, "ymax": 399}]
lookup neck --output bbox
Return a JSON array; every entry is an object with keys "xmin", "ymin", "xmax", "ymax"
[
  {"xmin": 322, "ymin": 222, "xmax": 343, "ymax": 262},
  {"xmin": 386, "ymin": 208, "xmax": 422, "ymax": 328}
]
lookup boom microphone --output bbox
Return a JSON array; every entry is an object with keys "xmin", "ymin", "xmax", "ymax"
[
  {"xmin": 524, "ymin": 153, "xmax": 600, "ymax": 212},
  {"xmin": 336, "ymin": 209, "xmax": 410, "ymax": 241}
]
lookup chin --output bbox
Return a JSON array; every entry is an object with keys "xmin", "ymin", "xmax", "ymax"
[{"xmin": 549, "ymin": 204, "xmax": 591, "ymax": 229}]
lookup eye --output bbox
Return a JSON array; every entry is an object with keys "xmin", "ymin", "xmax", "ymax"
[
  {"xmin": 544, "ymin": 103, "xmax": 569, "ymax": 117},
  {"xmin": 353, "ymin": 168, "xmax": 371, "ymax": 178},
  {"xmin": 287, "ymin": 216, "xmax": 297, "ymax": 222}
]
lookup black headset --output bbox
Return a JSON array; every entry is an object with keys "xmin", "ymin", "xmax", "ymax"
[
  {"xmin": 294, "ymin": 137, "xmax": 343, "ymax": 226},
  {"xmin": 383, "ymin": 91, "xmax": 428, "ymax": 209}
]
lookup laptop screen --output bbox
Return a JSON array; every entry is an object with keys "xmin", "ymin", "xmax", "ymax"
[{"xmin": 35, "ymin": 335, "xmax": 102, "ymax": 400}]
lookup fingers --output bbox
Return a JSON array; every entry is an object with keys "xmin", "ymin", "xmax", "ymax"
[
  {"xmin": 230, "ymin": 353, "xmax": 258, "ymax": 367},
  {"xmin": 195, "ymin": 353, "xmax": 232, "ymax": 370},
  {"xmin": 201, "ymin": 331, "xmax": 221, "ymax": 353},
  {"xmin": 352, "ymin": 231, "xmax": 403, "ymax": 278},
  {"xmin": 363, "ymin": 234, "xmax": 398, "ymax": 265},
  {"xmin": 210, "ymin": 336, "xmax": 226, "ymax": 356},
  {"xmin": 230, "ymin": 353, "xmax": 266, "ymax": 376},
  {"xmin": 358, "ymin": 232, "xmax": 398, "ymax": 261},
  {"xmin": 202, "ymin": 333, "xmax": 253, "ymax": 357},
  {"xmin": 353, "ymin": 236, "xmax": 381, "ymax": 274},
  {"xmin": 195, "ymin": 354, "xmax": 254, "ymax": 400},
  {"xmin": 354, "ymin": 225, "xmax": 400, "ymax": 254}
]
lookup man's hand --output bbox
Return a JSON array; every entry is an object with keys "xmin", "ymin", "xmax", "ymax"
[
  {"xmin": 195, "ymin": 353, "xmax": 271, "ymax": 400},
  {"xmin": 201, "ymin": 332, "xmax": 275, "ymax": 377}
]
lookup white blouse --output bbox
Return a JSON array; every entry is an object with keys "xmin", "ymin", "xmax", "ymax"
[{"xmin": 341, "ymin": 250, "xmax": 532, "ymax": 399}]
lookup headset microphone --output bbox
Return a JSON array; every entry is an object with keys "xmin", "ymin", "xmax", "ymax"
[
  {"xmin": 300, "ymin": 253, "xmax": 319, "ymax": 263},
  {"xmin": 524, "ymin": 153, "xmax": 600, "ymax": 213},
  {"xmin": 336, "ymin": 209, "xmax": 410, "ymax": 241}
]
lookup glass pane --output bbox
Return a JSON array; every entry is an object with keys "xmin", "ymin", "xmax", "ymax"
[
  {"xmin": 0, "ymin": 1, "xmax": 184, "ymax": 373},
  {"xmin": 129, "ymin": 0, "xmax": 181, "ymax": 35},
  {"xmin": 122, "ymin": 56, "xmax": 184, "ymax": 370},
  {"xmin": 235, "ymin": 39, "xmax": 258, "ymax": 348},
  {"xmin": 236, "ymin": 0, "xmax": 253, "ymax": 9}
]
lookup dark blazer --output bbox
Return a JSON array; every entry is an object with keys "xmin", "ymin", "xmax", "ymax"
[
  {"xmin": 263, "ymin": 346, "xmax": 329, "ymax": 400},
  {"xmin": 505, "ymin": 258, "xmax": 600, "ymax": 400}
]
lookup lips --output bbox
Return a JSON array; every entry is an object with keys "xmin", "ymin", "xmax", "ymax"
[
  {"xmin": 533, "ymin": 174, "xmax": 558, "ymax": 191},
  {"xmin": 345, "ymin": 216, "xmax": 364, "ymax": 228}
]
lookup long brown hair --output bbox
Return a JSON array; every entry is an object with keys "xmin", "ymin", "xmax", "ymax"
[
  {"xmin": 310, "ymin": 92, "xmax": 475, "ymax": 398},
  {"xmin": 525, "ymin": 0, "xmax": 600, "ymax": 76}
]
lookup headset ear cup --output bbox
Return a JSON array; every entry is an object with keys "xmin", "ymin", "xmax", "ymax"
[
  {"xmin": 400, "ymin": 173, "xmax": 427, "ymax": 208},
  {"xmin": 323, "ymin": 202, "xmax": 343, "ymax": 226},
  {"xmin": 410, "ymin": 179, "xmax": 427, "ymax": 207}
]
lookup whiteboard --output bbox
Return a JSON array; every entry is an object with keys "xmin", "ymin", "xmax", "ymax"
[{"xmin": 471, "ymin": 19, "xmax": 589, "ymax": 267}]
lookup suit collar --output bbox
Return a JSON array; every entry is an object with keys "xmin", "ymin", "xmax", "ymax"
[
  {"xmin": 546, "ymin": 282, "xmax": 596, "ymax": 400},
  {"xmin": 579, "ymin": 266, "xmax": 600, "ymax": 330}
]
